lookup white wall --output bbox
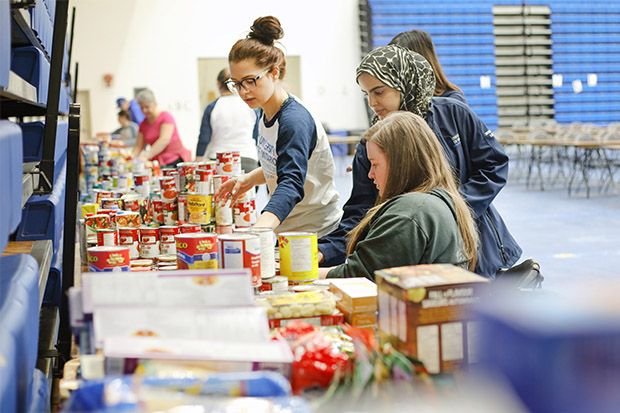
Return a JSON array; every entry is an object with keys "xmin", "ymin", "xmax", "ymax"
[{"xmin": 70, "ymin": 0, "xmax": 370, "ymax": 155}]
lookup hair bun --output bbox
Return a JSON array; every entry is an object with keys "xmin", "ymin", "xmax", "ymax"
[{"xmin": 248, "ymin": 16, "xmax": 284, "ymax": 45}]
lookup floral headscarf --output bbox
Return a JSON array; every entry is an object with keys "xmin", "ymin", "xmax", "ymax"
[{"xmin": 356, "ymin": 45, "xmax": 436, "ymax": 125}]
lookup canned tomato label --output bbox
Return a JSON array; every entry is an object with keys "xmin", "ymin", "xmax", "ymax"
[
  {"xmin": 175, "ymin": 233, "xmax": 218, "ymax": 270},
  {"xmin": 96, "ymin": 229, "xmax": 118, "ymax": 247},
  {"xmin": 160, "ymin": 176, "xmax": 177, "ymax": 202},
  {"xmin": 115, "ymin": 211, "xmax": 141, "ymax": 228},
  {"xmin": 278, "ymin": 232, "xmax": 318, "ymax": 281},
  {"xmin": 118, "ymin": 227, "xmax": 140, "ymax": 259},
  {"xmin": 87, "ymin": 246, "xmax": 130, "ymax": 272},
  {"xmin": 159, "ymin": 226, "xmax": 180, "ymax": 243},
  {"xmin": 234, "ymin": 200, "xmax": 256, "ymax": 227},
  {"xmin": 179, "ymin": 223, "xmax": 201, "ymax": 233},
  {"xmin": 177, "ymin": 162, "xmax": 197, "ymax": 193},
  {"xmin": 94, "ymin": 190, "xmax": 114, "ymax": 204},
  {"xmin": 162, "ymin": 200, "xmax": 178, "ymax": 225},
  {"xmin": 177, "ymin": 193, "xmax": 188, "ymax": 223},
  {"xmin": 85, "ymin": 214, "xmax": 111, "ymax": 237},
  {"xmin": 216, "ymin": 152, "xmax": 234, "ymax": 175},
  {"xmin": 188, "ymin": 193, "xmax": 212, "ymax": 225},
  {"xmin": 139, "ymin": 227, "xmax": 160, "ymax": 258},
  {"xmin": 151, "ymin": 194, "xmax": 164, "ymax": 225},
  {"xmin": 218, "ymin": 233, "xmax": 261, "ymax": 287},
  {"xmin": 97, "ymin": 209, "xmax": 118, "ymax": 228}
]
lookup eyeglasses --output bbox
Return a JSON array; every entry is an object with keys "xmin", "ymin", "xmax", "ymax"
[{"xmin": 225, "ymin": 70, "xmax": 269, "ymax": 93}]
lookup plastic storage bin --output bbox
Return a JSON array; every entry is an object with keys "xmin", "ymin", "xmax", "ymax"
[
  {"xmin": 11, "ymin": 46, "xmax": 51, "ymax": 105},
  {"xmin": 0, "ymin": 121, "xmax": 24, "ymax": 253}
]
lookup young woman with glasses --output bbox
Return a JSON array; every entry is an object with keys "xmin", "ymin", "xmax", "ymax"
[{"xmin": 215, "ymin": 16, "xmax": 341, "ymax": 237}]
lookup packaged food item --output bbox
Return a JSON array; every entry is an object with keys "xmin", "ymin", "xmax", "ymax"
[
  {"xmin": 87, "ymin": 246, "xmax": 130, "ymax": 272},
  {"xmin": 218, "ymin": 233, "xmax": 261, "ymax": 287},
  {"xmin": 256, "ymin": 290, "xmax": 337, "ymax": 320},
  {"xmin": 118, "ymin": 227, "xmax": 140, "ymax": 259},
  {"xmin": 175, "ymin": 233, "xmax": 218, "ymax": 269},
  {"xmin": 278, "ymin": 232, "xmax": 318, "ymax": 282},
  {"xmin": 375, "ymin": 264, "xmax": 489, "ymax": 374},
  {"xmin": 96, "ymin": 229, "xmax": 118, "ymax": 247},
  {"xmin": 187, "ymin": 193, "xmax": 212, "ymax": 224},
  {"xmin": 329, "ymin": 277, "xmax": 378, "ymax": 313}
]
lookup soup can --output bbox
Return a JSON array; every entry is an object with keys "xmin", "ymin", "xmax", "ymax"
[
  {"xmin": 160, "ymin": 176, "xmax": 177, "ymax": 202},
  {"xmin": 175, "ymin": 233, "xmax": 218, "ymax": 270},
  {"xmin": 177, "ymin": 162, "xmax": 197, "ymax": 193},
  {"xmin": 218, "ymin": 233, "xmax": 261, "ymax": 287},
  {"xmin": 216, "ymin": 152, "xmax": 234, "ymax": 175},
  {"xmin": 179, "ymin": 223, "xmax": 201, "ymax": 234},
  {"xmin": 249, "ymin": 227, "xmax": 276, "ymax": 279},
  {"xmin": 278, "ymin": 232, "xmax": 318, "ymax": 281},
  {"xmin": 122, "ymin": 195, "xmax": 150, "ymax": 224},
  {"xmin": 139, "ymin": 226, "xmax": 160, "ymax": 258},
  {"xmin": 84, "ymin": 214, "xmax": 111, "ymax": 239},
  {"xmin": 118, "ymin": 227, "xmax": 140, "ymax": 259},
  {"xmin": 87, "ymin": 246, "xmax": 130, "ymax": 272},
  {"xmin": 177, "ymin": 193, "xmax": 189, "ymax": 223},
  {"xmin": 162, "ymin": 200, "xmax": 178, "ymax": 225},
  {"xmin": 100, "ymin": 197, "xmax": 124, "ymax": 210},
  {"xmin": 212, "ymin": 174, "xmax": 230, "ymax": 195},
  {"xmin": 115, "ymin": 211, "xmax": 141, "ymax": 228},
  {"xmin": 234, "ymin": 200, "xmax": 256, "ymax": 227},
  {"xmin": 188, "ymin": 193, "xmax": 212, "ymax": 225},
  {"xmin": 195, "ymin": 168, "xmax": 214, "ymax": 194},
  {"xmin": 231, "ymin": 151, "xmax": 242, "ymax": 175},
  {"xmin": 96, "ymin": 229, "xmax": 118, "ymax": 247},
  {"xmin": 159, "ymin": 226, "xmax": 180, "ymax": 256},
  {"xmin": 216, "ymin": 199, "xmax": 233, "ymax": 226},
  {"xmin": 151, "ymin": 193, "xmax": 164, "ymax": 225}
]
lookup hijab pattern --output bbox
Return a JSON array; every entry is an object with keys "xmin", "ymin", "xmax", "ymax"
[{"xmin": 356, "ymin": 45, "xmax": 436, "ymax": 125}]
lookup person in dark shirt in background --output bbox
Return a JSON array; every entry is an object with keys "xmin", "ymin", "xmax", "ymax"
[{"xmin": 390, "ymin": 29, "xmax": 468, "ymax": 105}]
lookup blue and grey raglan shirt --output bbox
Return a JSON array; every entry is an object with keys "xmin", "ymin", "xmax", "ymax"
[{"xmin": 257, "ymin": 95, "xmax": 341, "ymax": 237}]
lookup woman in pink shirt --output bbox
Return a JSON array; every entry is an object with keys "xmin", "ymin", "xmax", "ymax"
[{"xmin": 131, "ymin": 89, "xmax": 191, "ymax": 167}]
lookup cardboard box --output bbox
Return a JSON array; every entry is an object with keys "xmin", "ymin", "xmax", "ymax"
[
  {"xmin": 268, "ymin": 312, "xmax": 344, "ymax": 329},
  {"xmin": 375, "ymin": 264, "xmax": 489, "ymax": 374},
  {"xmin": 336, "ymin": 302, "xmax": 377, "ymax": 326},
  {"xmin": 329, "ymin": 277, "xmax": 377, "ymax": 313}
]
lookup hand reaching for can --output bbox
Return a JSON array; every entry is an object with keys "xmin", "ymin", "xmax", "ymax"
[{"xmin": 215, "ymin": 175, "xmax": 249, "ymax": 205}]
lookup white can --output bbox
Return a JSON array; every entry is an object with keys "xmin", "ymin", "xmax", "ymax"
[
  {"xmin": 248, "ymin": 227, "xmax": 276, "ymax": 279},
  {"xmin": 216, "ymin": 198, "xmax": 234, "ymax": 225},
  {"xmin": 218, "ymin": 233, "xmax": 261, "ymax": 287}
]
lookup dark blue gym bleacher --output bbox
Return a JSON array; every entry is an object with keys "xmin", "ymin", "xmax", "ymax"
[
  {"xmin": 0, "ymin": 121, "xmax": 24, "ymax": 253},
  {"xmin": 367, "ymin": 0, "xmax": 620, "ymax": 128}
]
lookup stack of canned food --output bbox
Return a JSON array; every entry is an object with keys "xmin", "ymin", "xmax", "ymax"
[{"xmin": 80, "ymin": 139, "xmax": 320, "ymax": 291}]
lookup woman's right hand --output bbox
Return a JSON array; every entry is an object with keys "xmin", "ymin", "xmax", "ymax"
[{"xmin": 215, "ymin": 175, "xmax": 251, "ymax": 205}]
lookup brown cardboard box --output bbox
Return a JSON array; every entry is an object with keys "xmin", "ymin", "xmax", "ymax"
[
  {"xmin": 375, "ymin": 264, "xmax": 489, "ymax": 374},
  {"xmin": 329, "ymin": 277, "xmax": 377, "ymax": 313},
  {"xmin": 336, "ymin": 302, "xmax": 377, "ymax": 326}
]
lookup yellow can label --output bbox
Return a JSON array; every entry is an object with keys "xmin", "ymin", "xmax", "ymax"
[
  {"xmin": 187, "ymin": 194, "xmax": 212, "ymax": 224},
  {"xmin": 278, "ymin": 232, "xmax": 318, "ymax": 281}
]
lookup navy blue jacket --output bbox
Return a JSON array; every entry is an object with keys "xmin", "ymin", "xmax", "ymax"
[
  {"xmin": 441, "ymin": 89, "xmax": 468, "ymax": 106},
  {"xmin": 318, "ymin": 97, "xmax": 522, "ymax": 278}
]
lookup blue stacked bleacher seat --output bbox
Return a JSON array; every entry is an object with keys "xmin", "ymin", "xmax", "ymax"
[
  {"xmin": 0, "ymin": 0, "xmax": 9, "ymax": 89},
  {"xmin": 0, "ymin": 121, "xmax": 24, "ymax": 253},
  {"xmin": 11, "ymin": 46, "xmax": 51, "ymax": 105},
  {"xmin": 0, "ymin": 254, "xmax": 41, "ymax": 413}
]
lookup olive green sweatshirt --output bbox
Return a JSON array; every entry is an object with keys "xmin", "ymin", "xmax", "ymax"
[{"xmin": 327, "ymin": 188, "xmax": 468, "ymax": 281}]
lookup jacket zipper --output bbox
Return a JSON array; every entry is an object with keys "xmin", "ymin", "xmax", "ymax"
[{"xmin": 486, "ymin": 210, "xmax": 508, "ymax": 264}]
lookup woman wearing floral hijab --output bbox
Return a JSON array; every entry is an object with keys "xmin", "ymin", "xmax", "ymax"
[{"xmin": 318, "ymin": 45, "xmax": 522, "ymax": 279}]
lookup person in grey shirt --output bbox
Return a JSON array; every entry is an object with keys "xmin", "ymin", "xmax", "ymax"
[{"xmin": 112, "ymin": 109, "xmax": 138, "ymax": 147}]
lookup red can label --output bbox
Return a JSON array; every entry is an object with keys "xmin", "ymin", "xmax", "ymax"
[
  {"xmin": 219, "ymin": 234, "xmax": 261, "ymax": 287},
  {"xmin": 216, "ymin": 152, "xmax": 234, "ymax": 175},
  {"xmin": 177, "ymin": 162, "xmax": 197, "ymax": 193},
  {"xmin": 175, "ymin": 233, "xmax": 218, "ymax": 269},
  {"xmin": 151, "ymin": 196, "xmax": 164, "ymax": 225},
  {"xmin": 96, "ymin": 229, "xmax": 118, "ymax": 246},
  {"xmin": 134, "ymin": 174, "xmax": 149, "ymax": 185},
  {"xmin": 234, "ymin": 200, "xmax": 256, "ymax": 227},
  {"xmin": 195, "ymin": 169, "xmax": 214, "ymax": 194},
  {"xmin": 178, "ymin": 193, "xmax": 188, "ymax": 223},
  {"xmin": 231, "ymin": 151, "xmax": 242, "ymax": 175},
  {"xmin": 179, "ymin": 223, "xmax": 201, "ymax": 233},
  {"xmin": 87, "ymin": 246, "xmax": 130, "ymax": 272},
  {"xmin": 160, "ymin": 177, "xmax": 177, "ymax": 202},
  {"xmin": 159, "ymin": 226, "xmax": 180, "ymax": 243},
  {"xmin": 118, "ymin": 227, "xmax": 140, "ymax": 259}
]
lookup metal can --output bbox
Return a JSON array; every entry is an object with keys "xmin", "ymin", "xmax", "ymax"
[
  {"xmin": 118, "ymin": 227, "xmax": 140, "ymax": 259},
  {"xmin": 134, "ymin": 174, "xmax": 151, "ymax": 198},
  {"xmin": 277, "ymin": 232, "xmax": 318, "ymax": 281},
  {"xmin": 93, "ymin": 189, "xmax": 114, "ymax": 205},
  {"xmin": 177, "ymin": 162, "xmax": 197, "ymax": 193},
  {"xmin": 216, "ymin": 199, "xmax": 233, "ymax": 225},
  {"xmin": 231, "ymin": 151, "xmax": 242, "ymax": 175},
  {"xmin": 195, "ymin": 168, "xmax": 215, "ymax": 194},
  {"xmin": 84, "ymin": 214, "xmax": 111, "ymax": 241},
  {"xmin": 96, "ymin": 228, "xmax": 118, "ymax": 247},
  {"xmin": 188, "ymin": 193, "xmax": 212, "ymax": 225},
  {"xmin": 97, "ymin": 208, "xmax": 119, "ymax": 229},
  {"xmin": 115, "ymin": 211, "xmax": 141, "ymax": 228},
  {"xmin": 162, "ymin": 200, "xmax": 178, "ymax": 225},
  {"xmin": 218, "ymin": 233, "xmax": 261, "ymax": 287},
  {"xmin": 234, "ymin": 199, "xmax": 256, "ymax": 227},
  {"xmin": 177, "ymin": 193, "xmax": 189, "ymax": 223},
  {"xmin": 159, "ymin": 176, "xmax": 177, "ymax": 202},
  {"xmin": 159, "ymin": 225, "xmax": 180, "ymax": 256},
  {"xmin": 175, "ymin": 233, "xmax": 218, "ymax": 270},
  {"xmin": 216, "ymin": 152, "xmax": 234, "ymax": 175},
  {"xmin": 212, "ymin": 174, "xmax": 230, "ymax": 195},
  {"xmin": 122, "ymin": 195, "xmax": 150, "ymax": 224},
  {"xmin": 139, "ymin": 226, "xmax": 160, "ymax": 258},
  {"xmin": 87, "ymin": 246, "xmax": 130, "ymax": 272},
  {"xmin": 249, "ymin": 227, "xmax": 276, "ymax": 280},
  {"xmin": 215, "ymin": 225, "xmax": 234, "ymax": 235},
  {"xmin": 150, "ymin": 194, "xmax": 164, "ymax": 225},
  {"xmin": 179, "ymin": 223, "xmax": 201, "ymax": 234}
]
